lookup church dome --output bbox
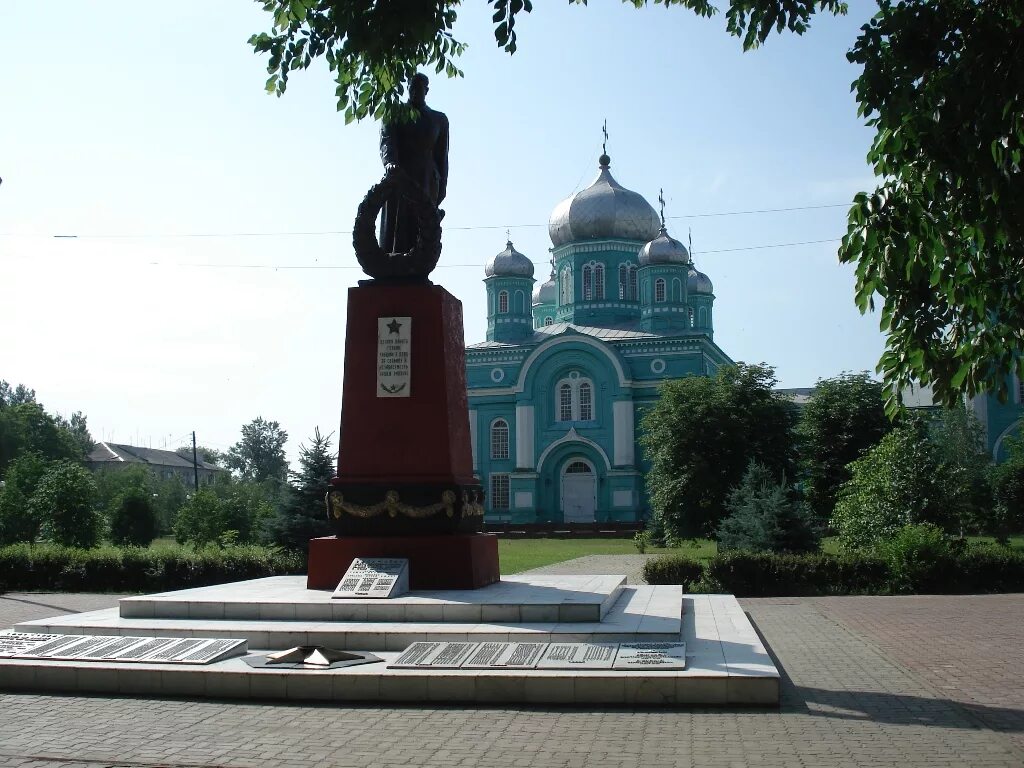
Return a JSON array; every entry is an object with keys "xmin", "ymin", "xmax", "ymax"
[
  {"xmin": 548, "ymin": 154, "xmax": 661, "ymax": 248},
  {"xmin": 688, "ymin": 264, "xmax": 713, "ymax": 294},
  {"xmin": 533, "ymin": 270, "xmax": 556, "ymax": 304},
  {"xmin": 638, "ymin": 226, "xmax": 690, "ymax": 266},
  {"xmin": 485, "ymin": 240, "xmax": 534, "ymax": 278}
]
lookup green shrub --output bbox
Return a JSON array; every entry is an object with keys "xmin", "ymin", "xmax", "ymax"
[
  {"xmin": 633, "ymin": 530, "xmax": 652, "ymax": 554},
  {"xmin": 108, "ymin": 489, "xmax": 159, "ymax": 547},
  {"xmin": 988, "ymin": 458, "xmax": 1024, "ymax": 543},
  {"xmin": 717, "ymin": 462, "xmax": 822, "ymax": 554},
  {"xmin": 0, "ymin": 542, "xmax": 303, "ymax": 593},
  {"xmin": 876, "ymin": 523, "xmax": 956, "ymax": 593},
  {"xmin": 641, "ymin": 554, "xmax": 703, "ymax": 587},
  {"xmin": 0, "ymin": 452, "xmax": 51, "ymax": 544}
]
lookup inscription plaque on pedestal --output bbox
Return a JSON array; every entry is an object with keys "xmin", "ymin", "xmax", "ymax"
[
  {"xmin": 0, "ymin": 632, "xmax": 247, "ymax": 665},
  {"xmin": 461, "ymin": 641, "xmax": 548, "ymax": 669},
  {"xmin": 612, "ymin": 642, "xmax": 687, "ymax": 670},
  {"xmin": 389, "ymin": 641, "xmax": 480, "ymax": 669},
  {"xmin": 376, "ymin": 316, "xmax": 411, "ymax": 397},
  {"xmin": 332, "ymin": 557, "xmax": 410, "ymax": 599},
  {"xmin": 536, "ymin": 642, "xmax": 618, "ymax": 670}
]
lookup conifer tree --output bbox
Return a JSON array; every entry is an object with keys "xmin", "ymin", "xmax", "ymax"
[{"xmin": 265, "ymin": 428, "xmax": 334, "ymax": 551}]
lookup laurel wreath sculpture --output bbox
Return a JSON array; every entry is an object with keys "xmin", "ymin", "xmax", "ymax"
[{"xmin": 352, "ymin": 167, "xmax": 443, "ymax": 280}]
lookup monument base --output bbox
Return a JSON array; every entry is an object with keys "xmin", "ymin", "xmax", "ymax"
[{"xmin": 306, "ymin": 534, "xmax": 500, "ymax": 591}]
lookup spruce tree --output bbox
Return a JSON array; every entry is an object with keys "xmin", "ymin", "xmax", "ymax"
[{"xmin": 265, "ymin": 428, "xmax": 334, "ymax": 551}]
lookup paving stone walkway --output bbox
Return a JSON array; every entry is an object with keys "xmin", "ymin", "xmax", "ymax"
[{"xmin": 1, "ymin": 569, "xmax": 1022, "ymax": 767}]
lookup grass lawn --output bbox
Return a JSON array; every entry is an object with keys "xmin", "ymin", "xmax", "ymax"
[{"xmin": 498, "ymin": 538, "xmax": 714, "ymax": 574}]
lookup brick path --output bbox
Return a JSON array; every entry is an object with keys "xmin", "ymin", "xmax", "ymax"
[{"xmin": 0, "ymin": 580, "xmax": 1021, "ymax": 767}]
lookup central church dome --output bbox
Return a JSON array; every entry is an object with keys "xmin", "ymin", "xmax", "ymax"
[{"xmin": 548, "ymin": 154, "xmax": 660, "ymax": 248}]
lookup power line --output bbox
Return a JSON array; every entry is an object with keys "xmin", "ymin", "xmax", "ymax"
[{"xmin": 0, "ymin": 202, "xmax": 849, "ymax": 241}]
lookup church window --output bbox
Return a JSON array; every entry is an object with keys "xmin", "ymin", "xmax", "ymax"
[
  {"xmin": 490, "ymin": 419, "xmax": 509, "ymax": 460},
  {"xmin": 699, "ymin": 307, "xmax": 708, "ymax": 327},
  {"xmin": 498, "ymin": 290, "xmax": 509, "ymax": 314},
  {"xmin": 688, "ymin": 307, "xmax": 694, "ymax": 327},
  {"xmin": 618, "ymin": 264, "xmax": 628, "ymax": 299},
  {"xmin": 490, "ymin": 474, "xmax": 510, "ymax": 511},
  {"xmin": 672, "ymin": 278, "xmax": 682, "ymax": 302},
  {"xmin": 655, "ymin": 279, "xmax": 666, "ymax": 303},
  {"xmin": 544, "ymin": 316, "xmax": 553, "ymax": 326},
  {"xmin": 560, "ymin": 266, "xmax": 573, "ymax": 304},
  {"xmin": 559, "ymin": 384, "xmax": 573, "ymax": 422},
  {"xmin": 582, "ymin": 265, "xmax": 593, "ymax": 300},
  {"xmin": 565, "ymin": 461, "xmax": 591, "ymax": 474},
  {"xmin": 629, "ymin": 266, "xmax": 638, "ymax": 300},
  {"xmin": 594, "ymin": 264, "xmax": 605, "ymax": 299},
  {"xmin": 579, "ymin": 383, "xmax": 593, "ymax": 421}
]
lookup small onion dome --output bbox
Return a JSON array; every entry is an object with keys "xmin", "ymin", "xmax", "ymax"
[
  {"xmin": 485, "ymin": 240, "xmax": 534, "ymax": 278},
  {"xmin": 548, "ymin": 154, "xmax": 661, "ymax": 248},
  {"xmin": 533, "ymin": 270, "xmax": 556, "ymax": 304},
  {"xmin": 638, "ymin": 225, "xmax": 690, "ymax": 266},
  {"xmin": 688, "ymin": 264, "xmax": 713, "ymax": 294}
]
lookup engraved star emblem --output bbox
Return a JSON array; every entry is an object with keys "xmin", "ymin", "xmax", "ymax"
[{"xmin": 387, "ymin": 319, "xmax": 402, "ymax": 334}]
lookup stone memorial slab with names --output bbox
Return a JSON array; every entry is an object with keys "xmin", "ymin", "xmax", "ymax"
[
  {"xmin": 332, "ymin": 558, "xmax": 410, "ymax": 599},
  {"xmin": 376, "ymin": 316, "xmax": 411, "ymax": 398},
  {"xmin": 0, "ymin": 633, "xmax": 247, "ymax": 665},
  {"xmin": 461, "ymin": 642, "xmax": 548, "ymax": 669},
  {"xmin": 0, "ymin": 632, "xmax": 63, "ymax": 656},
  {"xmin": 536, "ymin": 642, "xmax": 619, "ymax": 670},
  {"xmin": 389, "ymin": 641, "xmax": 480, "ymax": 669},
  {"xmin": 612, "ymin": 642, "xmax": 687, "ymax": 670}
]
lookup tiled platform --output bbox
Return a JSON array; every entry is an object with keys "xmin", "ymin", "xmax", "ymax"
[
  {"xmin": 118, "ymin": 575, "xmax": 627, "ymax": 623},
  {"xmin": 16, "ymin": 582, "xmax": 681, "ymax": 651},
  {"xmin": 1, "ymin": 592, "xmax": 778, "ymax": 705}
]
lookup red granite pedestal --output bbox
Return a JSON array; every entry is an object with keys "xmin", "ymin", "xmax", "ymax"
[{"xmin": 307, "ymin": 280, "xmax": 496, "ymax": 591}]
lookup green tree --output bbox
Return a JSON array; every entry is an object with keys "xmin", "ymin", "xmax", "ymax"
[
  {"xmin": 249, "ymin": 1, "xmax": 843, "ymax": 123},
  {"xmin": 927, "ymin": 406, "xmax": 993, "ymax": 535},
  {"xmin": 53, "ymin": 411, "xmax": 94, "ymax": 459},
  {"xmin": 225, "ymin": 417, "xmax": 289, "ymax": 484},
  {"xmin": 173, "ymin": 489, "xmax": 224, "ymax": 547},
  {"xmin": 831, "ymin": 421, "xmax": 958, "ymax": 549},
  {"xmin": 640, "ymin": 363, "xmax": 797, "ymax": 539},
  {"xmin": 265, "ymin": 428, "xmax": 334, "ymax": 551},
  {"xmin": 0, "ymin": 381, "xmax": 36, "ymax": 407},
  {"xmin": 0, "ymin": 402, "xmax": 81, "ymax": 476},
  {"xmin": 0, "ymin": 452, "xmax": 51, "ymax": 544},
  {"xmin": 216, "ymin": 481, "xmax": 274, "ymax": 544},
  {"xmin": 987, "ymin": 437, "xmax": 1024, "ymax": 544},
  {"xmin": 717, "ymin": 461, "xmax": 821, "ymax": 554},
  {"xmin": 250, "ymin": 0, "xmax": 1024, "ymax": 409},
  {"xmin": 30, "ymin": 461, "xmax": 102, "ymax": 548},
  {"xmin": 108, "ymin": 488, "xmax": 159, "ymax": 547},
  {"xmin": 174, "ymin": 445, "xmax": 224, "ymax": 466},
  {"xmin": 797, "ymin": 372, "xmax": 892, "ymax": 521}
]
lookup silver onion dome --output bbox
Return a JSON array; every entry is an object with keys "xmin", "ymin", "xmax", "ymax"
[
  {"xmin": 548, "ymin": 154, "xmax": 661, "ymax": 248},
  {"xmin": 533, "ymin": 270, "xmax": 556, "ymax": 304},
  {"xmin": 485, "ymin": 240, "xmax": 535, "ymax": 278},
  {"xmin": 638, "ymin": 225, "xmax": 690, "ymax": 266},
  {"xmin": 688, "ymin": 264, "xmax": 713, "ymax": 294}
]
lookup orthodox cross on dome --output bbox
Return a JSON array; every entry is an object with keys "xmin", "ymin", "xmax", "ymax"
[
  {"xmin": 689, "ymin": 227, "xmax": 696, "ymax": 264},
  {"xmin": 506, "ymin": 228, "xmax": 511, "ymax": 245},
  {"xmin": 602, "ymin": 119, "xmax": 608, "ymax": 155},
  {"xmin": 658, "ymin": 188, "xmax": 666, "ymax": 228}
]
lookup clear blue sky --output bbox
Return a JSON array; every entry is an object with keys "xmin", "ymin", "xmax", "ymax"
[{"xmin": 0, "ymin": 1, "xmax": 883, "ymax": 466}]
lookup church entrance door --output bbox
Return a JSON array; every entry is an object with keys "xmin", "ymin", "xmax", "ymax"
[{"xmin": 561, "ymin": 459, "xmax": 596, "ymax": 523}]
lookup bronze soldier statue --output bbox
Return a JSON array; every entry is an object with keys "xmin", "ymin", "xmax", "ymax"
[{"xmin": 378, "ymin": 73, "xmax": 449, "ymax": 255}]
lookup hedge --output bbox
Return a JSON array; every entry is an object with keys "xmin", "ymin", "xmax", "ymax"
[
  {"xmin": 642, "ymin": 547, "xmax": 1024, "ymax": 596},
  {"xmin": 0, "ymin": 543, "xmax": 304, "ymax": 593}
]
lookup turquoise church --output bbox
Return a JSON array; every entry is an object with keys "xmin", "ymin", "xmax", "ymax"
[{"xmin": 464, "ymin": 151, "xmax": 733, "ymax": 523}]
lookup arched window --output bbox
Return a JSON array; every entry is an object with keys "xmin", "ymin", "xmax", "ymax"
[
  {"xmin": 560, "ymin": 267, "xmax": 573, "ymax": 305},
  {"xmin": 559, "ymin": 384, "xmax": 573, "ymax": 422},
  {"xmin": 672, "ymin": 278, "xmax": 682, "ymax": 302},
  {"xmin": 544, "ymin": 316, "xmax": 554, "ymax": 326},
  {"xmin": 490, "ymin": 419, "xmax": 509, "ymax": 459},
  {"xmin": 578, "ymin": 383, "xmax": 593, "ymax": 421},
  {"xmin": 582, "ymin": 265, "xmax": 593, "ymax": 300},
  {"xmin": 655, "ymin": 278, "xmax": 666, "ymax": 303},
  {"xmin": 699, "ymin": 306, "xmax": 708, "ymax": 327},
  {"xmin": 594, "ymin": 264, "xmax": 605, "ymax": 299},
  {"xmin": 618, "ymin": 264, "xmax": 627, "ymax": 299},
  {"xmin": 629, "ymin": 266, "xmax": 638, "ymax": 300},
  {"xmin": 514, "ymin": 290, "xmax": 525, "ymax": 313},
  {"xmin": 498, "ymin": 290, "xmax": 509, "ymax": 314},
  {"xmin": 565, "ymin": 461, "xmax": 592, "ymax": 474}
]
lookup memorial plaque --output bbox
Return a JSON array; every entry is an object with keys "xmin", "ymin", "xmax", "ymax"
[
  {"xmin": 333, "ymin": 557, "xmax": 409, "ymax": 599},
  {"xmin": 388, "ymin": 641, "xmax": 480, "ymax": 669},
  {"xmin": 376, "ymin": 316, "xmax": 411, "ymax": 398},
  {"xmin": 461, "ymin": 642, "xmax": 548, "ymax": 669},
  {"xmin": 535, "ymin": 642, "xmax": 618, "ymax": 670},
  {"xmin": 612, "ymin": 642, "xmax": 687, "ymax": 670},
  {"xmin": 5, "ymin": 633, "xmax": 247, "ymax": 665},
  {"xmin": 0, "ymin": 632, "xmax": 63, "ymax": 657}
]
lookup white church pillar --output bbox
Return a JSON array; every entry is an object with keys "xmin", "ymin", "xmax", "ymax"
[
  {"xmin": 469, "ymin": 409, "xmax": 478, "ymax": 471},
  {"xmin": 613, "ymin": 400, "xmax": 635, "ymax": 466},
  {"xmin": 516, "ymin": 404, "xmax": 535, "ymax": 469}
]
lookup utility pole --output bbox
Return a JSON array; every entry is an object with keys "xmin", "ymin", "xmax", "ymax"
[{"xmin": 192, "ymin": 431, "xmax": 199, "ymax": 492}]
